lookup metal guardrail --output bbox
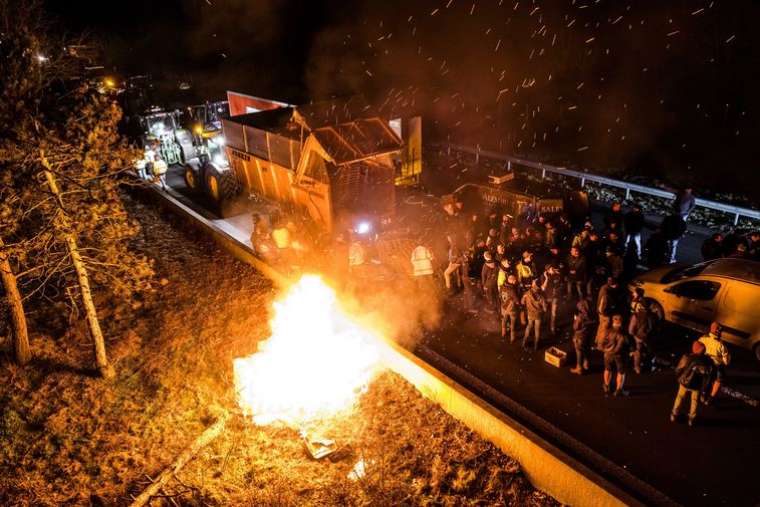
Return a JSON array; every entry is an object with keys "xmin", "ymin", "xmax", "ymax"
[{"xmin": 450, "ymin": 144, "xmax": 760, "ymax": 225}]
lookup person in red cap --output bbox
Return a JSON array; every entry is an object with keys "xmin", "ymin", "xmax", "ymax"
[{"xmin": 671, "ymin": 341, "xmax": 714, "ymax": 427}]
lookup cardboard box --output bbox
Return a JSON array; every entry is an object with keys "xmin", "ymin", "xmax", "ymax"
[{"xmin": 544, "ymin": 347, "xmax": 568, "ymax": 368}]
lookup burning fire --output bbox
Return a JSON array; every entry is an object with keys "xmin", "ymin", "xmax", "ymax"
[{"xmin": 233, "ymin": 275, "xmax": 381, "ymax": 426}]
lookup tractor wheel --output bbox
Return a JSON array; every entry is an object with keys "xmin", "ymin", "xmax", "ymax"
[
  {"xmin": 204, "ymin": 165, "xmax": 240, "ymax": 204},
  {"xmin": 184, "ymin": 164, "xmax": 200, "ymax": 192}
]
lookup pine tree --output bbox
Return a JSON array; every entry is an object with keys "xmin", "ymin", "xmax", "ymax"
[{"xmin": 0, "ymin": 0, "xmax": 154, "ymax": 376}]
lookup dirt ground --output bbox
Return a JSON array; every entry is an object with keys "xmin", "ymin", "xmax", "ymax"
[{"xmin": 0, "ymin": 192, "xmax": 558, "ymax": 506}]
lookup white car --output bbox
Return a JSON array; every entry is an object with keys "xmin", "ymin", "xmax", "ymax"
[{"xmin": 631, "ymin": 258, "xmax": 760, "ymax": 360}]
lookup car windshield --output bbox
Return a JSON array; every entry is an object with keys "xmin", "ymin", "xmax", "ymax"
[{"xmin": 660, "ymin": 263, "xmax": 709, "ymax": 284}]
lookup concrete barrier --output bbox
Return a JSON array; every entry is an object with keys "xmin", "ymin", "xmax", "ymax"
[
  {"xmin": 379, "ymin": 339, "xmax": 643, "ymax": 507},
  {"xmin": 140, "ymin": 181, "xmax": 657, "ymax": 507}
]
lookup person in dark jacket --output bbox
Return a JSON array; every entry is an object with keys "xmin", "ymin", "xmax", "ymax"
[
  {"xmin": 571, "ymin": 298, "xmax": 595, "ymax": 374},
  {"xmin": 671, "ymin": 341, "xmax": 713, "ymax": 426},
  {"xmin": 661, "ymin": 214, "xmax": 688, "ymax": 263},
  {"xmin": 499, "ymin": 274, "xmax": 521, "ymax": 343},
  {"xmin": 599, "ymin": 314, "xmax": 630, "ymax": 396},
  {"xmin": 566, "ymin": 246, "xmax": 587, "ymax": 299},
  {"xmin": 595, "ymin": 277, "xmax": 626, "ymax": 346},
  {"xmin": 604, "ymin": 230, "xmax": 625, "ymax": 257},
  {"xmin": 481, "ymin": 251, "xmax": 499, "ymax": 313},
  {"xmin": 584, "ymin": 230, "xmax": 604, "ymax": 267},
  {"xmin": 701, "ymin": 232, "xmax": 724, "ymax": 261},
  {"xmin": 623, "ymin": 203, "xmax": 645, "ymax": 257},
  {"xmin": 544, "ymin": 221, "xmax": 558, "ymax": 249},
  {"xmin": 673, "ymin": 187, "xmax": 696, "ymax": 221},
  {"xmin": 605, "ymin": 201, "xmax": 625, "ymax": 234},
  {"xmin": 644, "ymin": 228, "xmax": 670, "ymax": 268},
  {"xmin": 748, "ymin": 231, "xmax": 760, "ymax": 261},
  {"xmin": 521, "ymin": 280, "xmax": 547, "ymax": 350},
  {"xmin": 540, "ymin": 263, "xmax": 563, "ymax": 335},
  {"xmin": 604, "ymin": 246, "xmax": 624, "ymax": 280},
  {"xmin": 628, "ymin": 290, "xmax": 654, "ymax": 374}
]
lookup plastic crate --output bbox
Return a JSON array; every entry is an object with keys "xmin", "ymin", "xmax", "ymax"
[{"xmin": 544, "ymin": 347, "xmax": 568, "ymax": 368}]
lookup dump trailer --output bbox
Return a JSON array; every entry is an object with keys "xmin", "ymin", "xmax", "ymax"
[
  {"xmin": 220, "ymin": 106, "xmax": 404, "ymax": 234},
  {"xmin": 452, "ymin": 179, "xmax": 589, "ymax": 225}
]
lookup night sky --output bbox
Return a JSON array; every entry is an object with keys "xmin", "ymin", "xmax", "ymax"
[{"xmin": 44, "ymin": 0, "xmax": 760, "ymax": 197}]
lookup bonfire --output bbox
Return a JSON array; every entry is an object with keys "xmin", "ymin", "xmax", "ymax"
[{"xmin": 233, "ymin": 275, "xmax": 382, "ymax": 427}]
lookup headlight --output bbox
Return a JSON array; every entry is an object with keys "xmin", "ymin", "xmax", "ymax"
[
  {"xmin": 355, "ymin": 221, "xmax": 372, "ymax": 234},
  {"xmin": 213, "ymin": 154, "xmax": 227, "ymax": 166}
]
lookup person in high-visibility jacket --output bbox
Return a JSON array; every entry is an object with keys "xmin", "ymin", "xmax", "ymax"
[
  {"xmin": 411, "ymin": 244, "xmax": 434, "ymax": 277},
  {"xmin": 411, "ymin": 243, "xmax": 435, "ymax": 292},
  {"xmin": 497, "ymin": 258, "xmax": 512, "ymax": 289},
  {"xmin": 152, "ymin": 159, "xmax": 168, "ymax": 190}
]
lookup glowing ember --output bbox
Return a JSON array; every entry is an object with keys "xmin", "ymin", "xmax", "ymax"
[{"xmin": 233, "ymin": 275, "xmax": 381, "ymax": 426}]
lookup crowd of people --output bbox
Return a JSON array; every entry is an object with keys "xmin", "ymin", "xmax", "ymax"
[{"xmin": 409, "ymin": 189, "xmax": 739, "ymax": 425}]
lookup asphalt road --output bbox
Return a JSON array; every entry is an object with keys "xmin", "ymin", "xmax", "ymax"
[{"xmin": 420, "ymin": 295, "xmax": 760, "ymax": 506}]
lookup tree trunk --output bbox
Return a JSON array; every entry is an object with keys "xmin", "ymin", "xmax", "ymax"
[
  {"xmin": 0, "ymin": 237, "xmax": 31, "ymax": 365},
  {"xmin": 40, "ymin": 150, "xmax": 115, "ymax": 379},
  {"xmin": 128, "ymin": 412, "xmax": 229, "ymax": 507}
]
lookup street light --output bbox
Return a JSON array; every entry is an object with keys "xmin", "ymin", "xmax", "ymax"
[{"xmin": 36, "ymin": 54, "xmax": 48, "ymax": 63}]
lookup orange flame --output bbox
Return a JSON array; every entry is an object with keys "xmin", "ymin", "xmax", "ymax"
[{"xmin": 233, "ymin": 275, "xmax": 381, "ymax": 426}]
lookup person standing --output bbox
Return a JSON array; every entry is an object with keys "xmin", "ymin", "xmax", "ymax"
[
  {"xmin": 443, "ymin": 235, "xmax": 463, "ymax": 292},
  {"xmin": 566, "ymin": 246, "xmax": 587, "ymax": 299},
  {"xmin": 599, "ymin": 314, "xmax": 630, "ymax": 396},
  {"xmin": 644, "ymin": 228, "xmax": 670, "ymax": 268},
  {"xmin": 698, "ymin": 322, "xmax": 731, "ymax": 405},
  {"xmin": 604, "ymin": 246, "xmax": 624, "ymax": 280},
  {"xmin": 661, "ymin": 213, "xmax": 687, "ymax": 264},
  {"xmin": 605, "ymin": 201, "xmax": 625, "ymax": 234},
  {"xmin": 540, "ymin": 263, "xmax": 563, "ymax": 335},
  {"xmin": 496, "ymin": 258, "xmax": 512, "ymax": 290},
  {"xmin": 481, "ymin": 251, "xmax": 499, "ymax": 313},
  {"xmin": 748, "ymin": 231, "xmax": 760, "ymax": 261},
  {"xmin": 499, "ymin": 274, "xmax": 521, "ymax": 343},
  {"xmin": 623, "ymin": 203, "xmax": 645, "ymax": 257},
  {"xmin": 673, "ymin": 187, "xmax": 696, "ymax": 222},
  {"xmin": 545, "ymin": 221, "xmax": 558, "ymax": 249},
  {"xmin": 701, "ymin": 232, "xmax": 724, "ymax": 261},
  {"xmin": 516, "ymin": 250, "xmax": 537, "ymax": 290},
  {"xmin": 411, "ymin": 241, "xmax": 435, "ymax": 292},
  {"xmin": 595, "ymin": 277, "xmax": 626, "ymax": 346},
  {"xmin": 152, "ymin": 158, "xmax": 168, "ymax": 191},
  {"xmin": 571, "ymin": 297, "xmax": 595, "ymax": 374},
  {"xmin": 628, "ymin": 290, "xmax": 654, "ymax": 374},
  {"xmin": 521, "ymin": 280, "xmax": 547, "ymax": 350},
  {"xmin": 671, "ymin": 341, "xmax": 713, "ymax": 426}
]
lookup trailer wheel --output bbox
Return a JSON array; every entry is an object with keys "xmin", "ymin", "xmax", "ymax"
[{"xmin": 184, "ymin": 164, "xmax": 200, "ymax": 192}]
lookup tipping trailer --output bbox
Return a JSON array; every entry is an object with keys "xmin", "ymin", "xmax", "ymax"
[
  {"xmin": 220, "ymin": 106, "xmax": 403, "ymax": 233},
  {"xmin": 183, "ymin": 94, "xmax": 423, "ymax": 234}
]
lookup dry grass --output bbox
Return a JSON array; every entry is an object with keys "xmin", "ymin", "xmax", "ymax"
[{"xmin": 0, "ymin": 194, "xmax": 557, "ymax": 506}]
